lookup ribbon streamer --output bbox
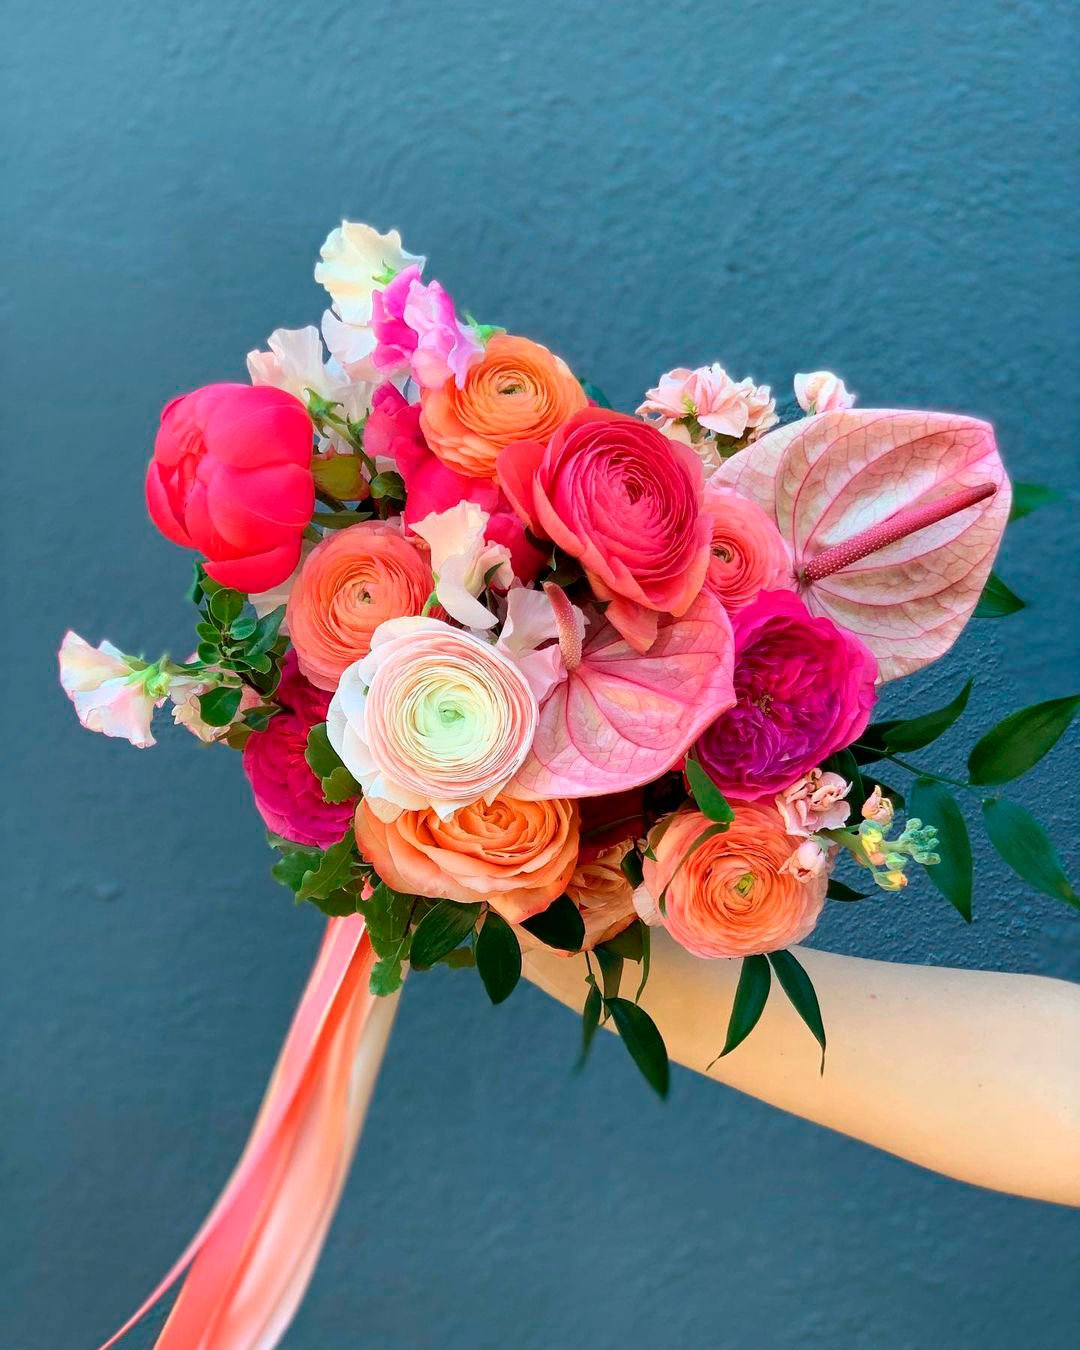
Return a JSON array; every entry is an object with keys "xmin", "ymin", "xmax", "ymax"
[{"xmin": 99, "ymin": 916, "xmax": 399, "ymax": 1349}]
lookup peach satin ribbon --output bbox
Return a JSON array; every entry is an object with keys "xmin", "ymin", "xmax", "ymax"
[{"xmin": 99, "ymin": 916, "xmax": 398, "ymax": 1349}]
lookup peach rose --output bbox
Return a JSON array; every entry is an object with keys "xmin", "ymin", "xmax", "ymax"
[
  {"xmin": 420, "ymin": 334, "xmax": 587, "ymax": 479},
  {"xmin": 354, "ymin": 792, "xmax": 579, "ymax": 924},
  {"xmin": 567, "ymin": 842, "xmax": 638, "ymax": 950},
  {"xmin": 286, "ymin": 521, "xmax": 434, "ymax": 691},
  {"xmin": 640, "ymin": 804, "xmax": 826, "ymax": 959},
  {"xmin": 701, "ymin": 484, "xmax": 794, "ymax": 612}
]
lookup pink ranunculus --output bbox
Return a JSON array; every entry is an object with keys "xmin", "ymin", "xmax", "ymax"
[
  {"xmin": 637, "ymin": 364, "xmax": 778, "ymax": 440},
  {"xmin": 367, "ymin": 383, "xmax": 546, "ymax": 584},
  {"xmin": 776, "ymin": 769, "xmax": 852, "ymax": 836},
  {"xmin": 694, "ymin": 589, "xmax": 878, "ymax": 800},
  {"xmin": 701, "ymin": 483, "xmax": 795, "ymax": 613},
  {"xmin": 370, "ymin": 270, "xmax": 483, "ymax": 389},
  {"xmin": 146, "ymin": 383, "xmax": 315, "ymax": 593},
  {"xmin": 793, "ymin": 370, "xmax": 855, "ymax": 415},
  {"xmin": 497, "ymin": 408, "xmax": 712, "ymax": 652},
  {"xmin": 242, "ymin": 653, "xmax": 354, "ymax": 848}
]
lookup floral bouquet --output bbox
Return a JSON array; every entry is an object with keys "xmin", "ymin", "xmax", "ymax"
[{"xmin": 62, "ymin": 222, "xmax": 1077, "ymax": 1348}]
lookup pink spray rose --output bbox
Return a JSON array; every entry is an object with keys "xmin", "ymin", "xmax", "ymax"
[
  {"xmin": 793, "ymin": 370, "xmax": 855, "ymax": 415},
  {"xmin": 371, "ymin": 268, "xmax": 484, "ymax": 389},
  {"xmin": 242, "ymin": 653, "xmax": 354, "ymax": 848},
  {"xmin": 366, "ymin": 383, "xmax": 545, "ymax": 584},
  {"xmin": 497, "ymin": 408, "xmax": 712, "ymax": 653},
  {"xmin": 693, "ymin": 589, "xmax": 878, "ymax": 800},
  {"xmin": 701, "ymin": 484, "xmax": 794, "ymax": 613}
]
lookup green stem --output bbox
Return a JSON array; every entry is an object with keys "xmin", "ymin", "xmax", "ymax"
[{"xmin": 882, "ymin": 753, "xmax": 969, "ymax": 790}]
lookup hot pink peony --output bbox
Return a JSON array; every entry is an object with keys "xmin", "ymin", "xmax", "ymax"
[
  {"xmin": 693, "ymin": 589, "xmax": 877, "ymax": 800},
  {"xmin": 701, "ymin": 483, "xmax": 794, "ymax": 612},
  {"xmin": 242, "ymin": 653, "xmax": 354, "ymax": 848},
  {"xmin": 366, "ymin": 384, "xmax": 546, "ymax": 584},
  {"xmin": 497, "ymin": 408, "xmax": 712, "ymax": 652}
]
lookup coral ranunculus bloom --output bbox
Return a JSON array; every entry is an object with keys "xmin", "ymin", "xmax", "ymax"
[
  {"xmin": 286, "ymin": 520, "xmax": 434, "ymax": 692},
  {"xmin": 420, "ymin": 334, "xmax": 587, "ymax": 479},
  {"xmin": 146, "ymin": 383, "xmax": 315, "ymax": 593},
  {"xmin": 641, "ymin": 804, "xmax": 827, "ymax": 959},
  {"xmin": 354, "ymin": 792, "xmax": 579, "ymax": 924}
]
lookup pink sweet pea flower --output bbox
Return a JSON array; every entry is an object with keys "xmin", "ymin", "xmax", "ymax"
[
  {"xmin": 410, "ymin": 502, "xmax": 513, "ymax": 630},
  {"xmin": 371, "ymin": 271, "xmax": 484, "ymax": 389},
  {"xmin": 58, "ymin": 631, "xmax": 166, "ymax": 748},
  {"xmin": 638, "ymin": 364, "xmax": 778, "ymax": 441},
  {"xmin": 793, "ymin": 370, "xmax": 855, "ymax": 414},
  {"xmin": 776, "ymin": 769, "xmax": 852, "ymax": 835}
]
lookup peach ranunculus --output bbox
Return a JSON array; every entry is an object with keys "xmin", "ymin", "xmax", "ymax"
[
  {"xmin": 701, "ymin": 484, "xmax": 794, "ymax": 613},
  {"xmin": 419, "ymin": 334, "xmax": 588, "ymax": 479},
  {"xmin": 354, "ymin": 793, "xmax": 579, "ymax": 924},
  {"xmin": 567, "ymin": 842, "xmax": 638, "ymax": 950},
  {"xmin": 639, "ymin": 804, "xmax": 827, "ymax": 959},
  {"xmin": 327, "ymin": 617, "xmax": 539, "ymax": 821},
  {"xmin": 286, "ymin": 521, "xmax": 434, "ymax": 692}
]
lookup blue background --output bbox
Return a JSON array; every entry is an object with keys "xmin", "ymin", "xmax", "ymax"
[{"xmin": 4, "ymin": 1, "xmax": 1078, "ymax": 1346}]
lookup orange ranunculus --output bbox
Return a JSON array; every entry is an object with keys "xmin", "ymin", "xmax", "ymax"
[
  {"xmin": 286, "ymin": 520, "xmax": 433, "ymax": 692},
  {"xmin": 354, "ymin": 793, "xmax": 580, "ymax": 925},
  {"xmin": 419, "ymin": 334, "xmax": 587, "ymax": 479},
  {"xmin": 641, "ymin": 804, "xmax": 826, "ymax": 959},
  {"xmin": 567, "ymin": 842, "xmax": 638, "ymax": 951}
]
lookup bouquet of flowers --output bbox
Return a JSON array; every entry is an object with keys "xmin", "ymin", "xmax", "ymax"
[{"xmin": 62, "ymin": 222, "xmax": 1077, "ymax": 1348}]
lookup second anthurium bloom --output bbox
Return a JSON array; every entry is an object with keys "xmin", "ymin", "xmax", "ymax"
[
  {"xmin": 497, "ymin": 408, "xmax": 712, "ymax": 652},
  {"xmin": 146, "ymin": 383, "xmax": 315, "ymax": 593}
]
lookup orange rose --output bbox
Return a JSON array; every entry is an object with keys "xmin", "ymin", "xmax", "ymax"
[
  {"xmin": 567, "ymin": 842, "xmax": 638, "ymax": 951},
  {"xmin": 286, "ymin": 521, "xmax": 433, "ymax": 691},
  {"xmin": 419, "ymin": 334, "xmax": 587, "ymax": 478},
  {"xmin": 354, "ymin": 792, "xmax": 579, "ymax": 924},
  {"xmin": 641, "ymin": 804, "xmax": 826, "ymax": 959}
]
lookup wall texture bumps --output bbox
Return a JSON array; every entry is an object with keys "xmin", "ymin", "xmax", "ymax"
[{"xmin": 3, "ymin": 1, "xmax": 1078, "ymax": 1345}]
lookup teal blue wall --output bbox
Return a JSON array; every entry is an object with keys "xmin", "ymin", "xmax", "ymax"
[{"xmin": 4, "ymin": 1, "xmax": 1078, "ymax": 1345}]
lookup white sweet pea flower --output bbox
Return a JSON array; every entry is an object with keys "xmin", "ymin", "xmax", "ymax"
[
  {"xmin": 58, "ymin": 632, "xmax": 167, "ymax": 748},
  {"xmin": 411, "ymin": 502, "xmax": 513, "ymax": 630},
  {"xmin": 314, "ymin": 221, "xmax": 425, "ymax": 324},
  {"xmin": 247, "ymin": 325, "xmax": 372, "ymax": 445}
]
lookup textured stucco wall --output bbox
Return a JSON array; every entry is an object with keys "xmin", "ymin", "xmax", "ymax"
[{"xmin": 3, "ymin": 1, "xmax": 1079, "ymax": 1346}]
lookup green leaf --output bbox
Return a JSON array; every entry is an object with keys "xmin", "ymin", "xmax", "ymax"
[
  {"xmin": 619, "ymin": 848, "xmax": 645, "ymax": 889},
  {"xmin": 684, "ymin": 757, "xmax": 735, "ymax": 824},
  {"xmin": 474, "ymin": 912, "xmax": 521, "ymax": 1005},
  {"xmin": 852, "ymin": 720, "xmax": 903, "ymax": 765},
  {"xmin": 606, "ymin": 998, "xmax": 669, "ymax": 1098},
  {"xmin": 409, "ymin": 900, "xmax": 482, "ymax": 970},
  {"xmin": 230, "ymin": 615, "xmax": 257, "ymax": 640},
  {"xmin": 197, "ymin": 684, "xmax": 243, "ymax": 727},
  {"xmin": 369, "ymin": 953, "xmax": 408, "ymax": 996},
  {"xmin": 883, "ymin": 679, "xmax": 973, "ymax": 753},
  {"xmin": 296, "ymin": 833, "xmax": 357, "ymax": 902},
  {"xmin": 209, "ymin": 588, "xmax": 244, "ymax": 626},
  {"xmin": 196, "ymin": 641, "xmax": 220, "ymax": 665},
  {"xmin": 909, "ymin": 778, "xmax": 973, "ymax": 921},
  {"xmin": 601, "ymin": 921, "xmax": 644, "ymax": 963},
  {"xmin": 974, "ymin": 572, "xmax": 1026, "ymax": 619},
  {"xmin": 312, "ymin": 510, "xmax": 374, "ymax": 529},
  {"xmin": 594, "ymin": 946, "xmax": 624, "ymax": 1002},
  {"xmin": 967, "ymin": 694, "xmax": 1080, "ymax": 785},
  {"xmin": 241, "ymin": 705, "xmax": 277, "ymax": 732},
  {"xmin": 579, "ymin": 379, "xmax": 612, "ymax": 408},
  {"xmin": 715, "ymin": 955, "xmax": 771, "ymax": 1062},
  {"xmin": 369, "ymin": 470, "xmax": 405, "ymax": 500},
  {"xmin": 1009, "ymin": 481, "xmax": 1062, "ymax": 523},
  {"xmin": 635, "ymin": 924, "xmax": 651, "ymax": 1003},
  {"xmin": 246, "ymin": 606, "xmax": 286, "ymax": 657},
  {"xmin": 320, "ymin": 766, "xmax": 360, "ymax": 804},
  {"xmin": 186, "ymin": 562, "xmax": 207, "ymax": 604},
  {"xmin": 271, "ymin": 847, "xmax": 322, "ymax": 893},
  {"xmin": 826, "ymin": 878, "xmax": 869, "ymax": 902},
  {"xmin": 521, "ymin": 894, "xmax": 586, "ymax": 951},
  {"xmin": 982, "ymin": 799, "xmax": 1078, "ymax": 909},
  {"xmin": 306, "ymin": 722, "xmax": 344, "ymax": 777},
  {"xmin": 576, "ymin": 982, "xmax": 603, "ymax": 1069},
  {"xmin": 768, "ymin": 950, "xmax": 826, "ymax": 1071},
  {"xmin": 308, "ymin": 887, "xmax": 359, "ymax": 917}
]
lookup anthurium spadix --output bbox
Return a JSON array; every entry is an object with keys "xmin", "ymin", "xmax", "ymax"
[{"xmin": 715, "ymin": 409, "xmax": 1011, "ymax": 681}]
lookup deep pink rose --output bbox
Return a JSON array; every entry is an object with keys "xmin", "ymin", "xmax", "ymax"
[
  {"xmin": 497, "ymin": 409, "xmax": 712, "ymax": 652},
  {"xmin": 367, "ymin": 383, "xmax": 545, "ymax": 583},
  {"xmin": 146, "ymin": 383, "xmax": 315, "ymax": 593},
  {"xmin": 242, "ymin": 653, "xmax": 354, "ymax": 848},
  {"xmin": 694, "ymin": 589, "xmax": 877, "ymax": 800}
]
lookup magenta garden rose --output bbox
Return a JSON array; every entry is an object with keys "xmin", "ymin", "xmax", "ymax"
[
  {"xmin": 242, "ymin": 653, "xmax": 355, "ymax": 848},
  {"xmin": 497, "ymin": 408, "xmax": 712, "ymax": 653},
  {"xmin": 693, "ymin": 588, "xmax": 878, "ymax": 800}
]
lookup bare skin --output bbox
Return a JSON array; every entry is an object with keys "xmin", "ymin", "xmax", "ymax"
[{"xmin": 522, "ymin": 933, "xmax": 1080, "ymax": 1205}]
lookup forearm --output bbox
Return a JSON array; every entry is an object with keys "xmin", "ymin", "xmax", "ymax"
[{"xmin": 522, "ymin": 933, "xmax": 1080, "ymax": 1205}]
